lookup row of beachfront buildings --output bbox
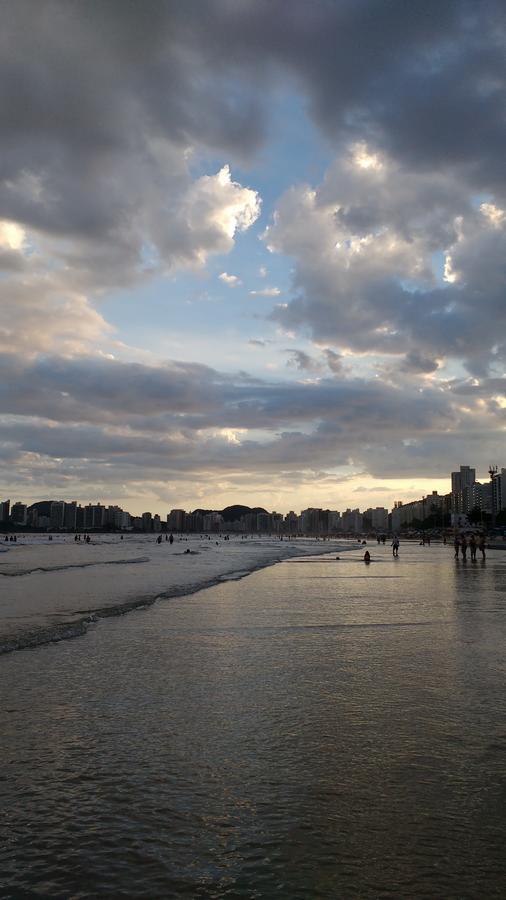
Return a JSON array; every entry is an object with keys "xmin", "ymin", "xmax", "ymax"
[
  {"xmin": 0, "ymin": 499, "xmax": 386, "ymax": 534},
  {"xmin": 1, "ymin": 465, "xmax": 505, "ymax": 534},
  {"xmin": 391, "ymin": 465, "xmax": 506, "ymax": 530}
]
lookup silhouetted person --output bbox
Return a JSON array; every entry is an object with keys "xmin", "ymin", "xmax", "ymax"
[
  {"xmin": 461, "ymin": 536, "xmax": 467, "ymax": 560},
  {"xmin": 454, "ymin": 536, "xmax": 460, "ymax": 558},
  {"xmin": 469, "ymin": 534, "xmax": 477, "ymax": 561},
  {"xmin": 478, "ymin": 534, "xmax": 486, "ymax": 559},
  {"xmin": 364, "ymin": 550, "xmax": 371, "ymax": 563},
  {"xmin": 392, "ymin": 536, "xmax": 399, "ymax": 557}
]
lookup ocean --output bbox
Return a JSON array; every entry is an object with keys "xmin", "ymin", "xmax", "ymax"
[{"xmin": 2, "ymin": 541, "xmax": 506, "ymax": 897}]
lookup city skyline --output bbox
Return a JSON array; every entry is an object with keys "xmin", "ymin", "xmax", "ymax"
[
  {"xmin": 2, "ymin": 3, "xmax": 506, "ymax": 512},
  {"xmin": 3, "ymin": 462, "xmax": 505, "ymax": 527}
]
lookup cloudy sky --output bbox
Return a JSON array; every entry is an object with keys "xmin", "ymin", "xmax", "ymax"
[{"xmin": 2, "ymin": 0, "xmax": 506, "ymax": 515}]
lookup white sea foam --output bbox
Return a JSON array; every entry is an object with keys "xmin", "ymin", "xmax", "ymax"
[{"xmin": 0, "ymin": 534, "xmax": 356, "ymax": 653}]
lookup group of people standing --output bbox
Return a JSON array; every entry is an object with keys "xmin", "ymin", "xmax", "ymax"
[
  {"xmin": 454, "ymin": 533, "xmax": 486, "ymax": 560},
  {"xmin": 156, "ymin": 533, "xmax": 174, "ymax": 544}
]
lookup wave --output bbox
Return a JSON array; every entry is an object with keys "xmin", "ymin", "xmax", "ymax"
[
  {"xmin": 0, "ymin": 544, "xmax": 354, "ymax": 655},
  {"xmin": 0, "ymin": 556, "xmax": 150, "ymax": 577},
  {"xmin": 219, "ymin": 570, "xmax": 251, "ymax": 581}
]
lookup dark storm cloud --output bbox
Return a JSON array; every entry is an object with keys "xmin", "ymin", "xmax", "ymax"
[
  {"xmin": 1, "ymin": 1, "xmax": 263, "ymax": 241},
  {"xmin": 3, "ymin": 1, "xmax": 506, "ymax": 242},
  {"xmin": 203, "ymin": 0, "xmax": 506, "ymax": 192}
]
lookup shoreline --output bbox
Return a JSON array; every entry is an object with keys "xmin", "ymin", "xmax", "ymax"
[{"xmin": 0, "ymin": 538, "xmax": 355, "ymax": 655}]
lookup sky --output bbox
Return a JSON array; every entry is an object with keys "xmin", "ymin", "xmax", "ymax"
[{"xmin": 2, "ymin": 0, "xmax": 506, "ymax": 516}]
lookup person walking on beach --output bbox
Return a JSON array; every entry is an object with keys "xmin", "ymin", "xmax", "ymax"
[
  {"xmin": 478, "ymin": 534, "xmax": 486, "ymax": 559},
  {"xmin": 392, "ymin": 536, "xmax": 399, "ymax": 557},
  {"xmin": 461, "ymin": 535, "xmax": 468, "ymax": 560},
  {"xmin": 454, "ymin": 535, "xmax": 460, "ymax": 558},
  {"xmin": 469, "ymin": 534, "xmax": 477, "ymax": 561}
]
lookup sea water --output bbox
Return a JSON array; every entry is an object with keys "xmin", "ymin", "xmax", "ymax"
[
  {"xmin": 0, "ymin": 534, "xmax": 350, "ymax": 652},
  {"xmin": 2, "ymin": 542, "xmax": 506, "ymax": 898}
]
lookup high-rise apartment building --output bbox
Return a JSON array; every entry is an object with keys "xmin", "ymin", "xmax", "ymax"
[
  {"xmin": 451, "ymin": 465, "xmax": 476, "ymax": 493},
  {"xmin": 451, "ymin": 466, "xmax": 476, "ymax": 513},
  {"xmin": 84, "ymin": 503, "xmax": 106, "ymax": 529},
  {"xmin": 492, "ymin": 468, "xmax": 506, "ymax": 514},
  {"xmin": 364, "ymin": 507, "xmax": 388, "ymax": 530},
  {"xmin": 141, "ymin": 512, "xmax": 153, "ymax": 532},
  {"xmin": 167, "ymin": 509, "xmax": 186, "ymax": 531},
  {"xmin": 10, "ymin": 502, "xmax": 27, "ymax": 524}
]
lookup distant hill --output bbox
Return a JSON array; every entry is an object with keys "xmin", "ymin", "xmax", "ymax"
[
  {"xmin": 190, "ymin": 505, "xmax": 268, "ymax": 522},
  {"xmin": 220, "ymin": 505, "xmax": 268, "ymax": 522},
  {"xmin": 27, "ymin": 500, "xmax": 53, "ymax": 517}
]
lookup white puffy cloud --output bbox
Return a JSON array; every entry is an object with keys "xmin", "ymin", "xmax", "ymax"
[
  {"xmin": 0, "ymin": 161, "xmax": 260, "ymax": 358},
  {"xmin": 266, "ymin": 143, "xmax": 506, "ymax": 375},
  {"xmin": 159, "ymin": 165, "xmax": 260, "ymax": 269},
  {"xmin": 219, "ymin": 272, "xmax": 242, "ymax": 286}
]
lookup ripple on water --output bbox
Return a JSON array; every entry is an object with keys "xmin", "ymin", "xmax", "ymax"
[{"xmin": 2, "ymin": 545, "xmax": 506, "ymax": 897}]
